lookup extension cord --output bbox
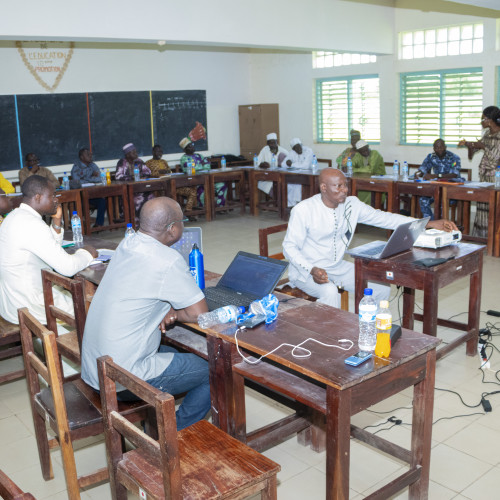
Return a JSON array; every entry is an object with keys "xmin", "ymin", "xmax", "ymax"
[
  {"xmin": 478, "ymin": 345, "xmax": 490, "ymax": 370},
  {"xmin": 486, "ymin": 310, "xmax": 500, "ymax": 317}
]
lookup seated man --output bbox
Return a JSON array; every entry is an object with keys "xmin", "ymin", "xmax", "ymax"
[
  {"xmin": 147, "ymin": 144, "xmax": 197, "ymax": 218},
  {"xmin": 81, "ymin": 197, "xmax": 210, "ymax": 431},
  {"xmin": 257, "ymin": 132, "xmax": 288, "ymax": 197},
  {"xmin": 18, "ymin": 153, "xmax": 59, "ymax": 187},
  {"xmin": 0, "ymin": 172, "xmax": 15, "ymax": 195},
  {"xmin": 416, "ymin": 139, "xmax": 461, "ymax": 219},
  {"xmin": 0, "ymin": 175, "xmax": 97, "ymax": 324},
  {"xmin": 282, "ymin": 137, "xmax": 314, "ymax": 207},
  {"xmin": 179, "ymin": 138, "xmax": 227, "ymax": 207},
  {"xmin": 71, "ymin": 148, "xmax": 106, "ymax": 227},
  {"xmin": 283, "ymin": 169, "xmax": 457, "ymax": 308},
  {"xmin": 336, "ymin": 129, "xmax": 361, "ymax": 169},
  {"xmin": 0, "ymin": 194, "xmax": 13, "ymax": 227}
]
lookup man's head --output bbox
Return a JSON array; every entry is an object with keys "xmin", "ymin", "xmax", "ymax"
[
  {"xmin": 266, "ymin": 133, "xmax": 278, "ymax": 154},
  {"xmin": 179, "ymin": 137, "xmax": 195, "ymax": 155},
  {"xmin": 21, "ymin": 175, "xmax": 58, "ymax": 216},
  {"xmin": 355, "ymin": 140, "xmax": 370, "ymax": 157},
  {"xmin": 152, "ymin": 144, "xmax": 163, "ymax": 160},
  {"xmin": 433, "ymin": 139, "xmax": 446, "ymax": 158},
  {"xmin": 290, "ymin": 138, "xmax": 303, "ymax": 155},
  {"xmin": 350, "ymin": 129, "xmax": 361, "ymax": 147},
  {"xmin": 123, "ymin": 143, "xmax": 138, "ymax": 162},
  {"xmin": 25, "ymin": 153, "xmax": 40, "ymax": 173},
  {"xmin": 0, "ymin": 195, "xmax": 12, "ymax": 215},
  {"xmin": 319, "ymin": 168, "xmax": 348, "ymax": 208},
  {"xmin": 79, "ymin": 148, "xmax": 93, "ymax": 165},
  {"xmin": 139, "ymin": 197, "xmax": 186, "ymax": 246}
]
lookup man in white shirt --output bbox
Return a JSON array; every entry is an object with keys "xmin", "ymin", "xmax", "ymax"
[
  {"xmin": 283, "ymin": 169, "xmax": 457, "ymax": 308},
  {"xmin": 257, "ymin": 132, "xmax": 288, "ymax": 196},
  {"xmin": 282, "ymin": 137, "xmax": 314, "ymax": 207},
  {"xmin": 0, "ymin": 175, "xmax": 97, "ymax": 324}
]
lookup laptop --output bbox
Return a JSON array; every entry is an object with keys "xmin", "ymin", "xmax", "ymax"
[
  {"xmin": 171, "ymin": 227, "xmax": 202, "ymax": 264},
  {"xmin": 347, "ymin": 217, "xmax": 430, "ymax": 260},
  {"xmin": 204, "ymin": 251, "xmax": 288, "ymax": 311}
]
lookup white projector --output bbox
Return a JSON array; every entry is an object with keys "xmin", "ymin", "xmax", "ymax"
[{"xmin": 414, "ymin": 229, "xmax": 462, "ymax": 249}]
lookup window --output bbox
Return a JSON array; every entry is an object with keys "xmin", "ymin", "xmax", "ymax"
[
  {"xmin": 400, "ymin": 23, "xmax": 483, "ymax": 59},
  {"xmin": 313, "ymin": 51, "xmax": 377, "ymax": 68},
  {"xmin": 316, "ymin": 76, "xmax": 380, "ymax": 143},
  {"xmin": 400, "ymin": 69, "xmax": 483, "ymax": 145}
]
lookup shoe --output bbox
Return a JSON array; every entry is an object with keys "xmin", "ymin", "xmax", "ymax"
[{"xmin": 113, "ymin": 217, "xmax": 124, "ymax": 223}]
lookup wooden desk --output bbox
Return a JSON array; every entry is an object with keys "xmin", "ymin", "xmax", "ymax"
[
  {"xmin": 280, "ymin": 169, "xmax": 317, "ymax": 220},
  {"xmin": 248, "ymin": 168, "xmax": 282, "ymax": 216},
  {"xmin": 394, "ymin": 181, "xmax": 441, "ymax": 219},
  {"xmin": 353, "ymin": 242, "xmax": 484, "ymax": 359},
  {"xmin": 351, "ymin": 175, "xmax": 394, "ymax": 212},
  {"xmin": 169, "ymin": 173, "xmax": 212, "ymax": 221},
  {"xmin": 208, "ymin": 168, "xmax": 246, "ymax": 219},
  {"xmin": 126, "ymin": 178, "xmax": 171, "ymax": 229},
  {"xmin": 202, "ymin": 303, "xmax": 439, "ymax": 499}
]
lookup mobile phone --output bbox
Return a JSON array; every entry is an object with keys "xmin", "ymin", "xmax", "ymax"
[
  {"xmin": 237, "ymin": 314, "xmax": 266, "ymax": 329},
  {"xmin": 344, "ymin": 351, "xmax": 373, "ymax": 366}
]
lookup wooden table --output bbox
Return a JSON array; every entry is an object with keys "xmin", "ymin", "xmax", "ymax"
[
  {"xmin": 351, "ymin": 175, "xmax": 395, "ymax": 212},
  {"xmin": 248, "ymin": 168, "xmax": 282, "ymax": 216},
  {"xmin": 353, "ymin": 242, "xmax": 484, "ymax": 359},
  {"xmin": 201, "ymin": 302, "xmax": 439, "ymax": 499},
  {"xmin": 394, "ymin": 181, "xmax": 441, "ymax": 219},
  {"xmin": 169, "ymin": 172, "xmax": 212, "ymax": 221},
  {"xmin": 208, "ymin": 168, "xmax": 246, "ymax": 219}
]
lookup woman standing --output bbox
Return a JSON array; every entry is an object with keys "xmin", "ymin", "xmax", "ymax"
[{"xmin": 459, "ymin": 106, "xmax": 500, "ymax": 238}]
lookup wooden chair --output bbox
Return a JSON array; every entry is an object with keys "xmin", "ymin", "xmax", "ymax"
[
  {"xmin": 0, "ymin": 470, "xmax": 35, "ymax": 500},
  {"xmin": 55, "ymin": 189, "xmax": 83, "ymax": 231},
  {"xmin": 0, "ymin": 316, "xmax": 24, "ymax": 385},
  {"xmin": 18, "ymin": 308, "xmax": 150, "ymax": 500},
  {"xmin": 127, "ymin": 179, "xmax": 171, "ymax": 229},
  {"xmin": 258, "ymin": 224, "xmax": 349, "ymax": 311},
  {"xmin": 316, "ymin": 158, "xmax": 332, "ymax": 167},
  {"xmin": 41, "ymin": 269, "xmax": 87, "ymax": 364},
  {"xmin": 98, "ymin": 355, "xmax": 280, "ymax": 500}
]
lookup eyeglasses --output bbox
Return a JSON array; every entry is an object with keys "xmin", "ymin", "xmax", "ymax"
[
  {"xmin": 481, "ymin": 117, "xmax": 489, "ymax": 122},
  {"xmin": 26, "ymin": 158, "xmax": 39, "ymax": 163},
  {"xmin": 167, "ymin": 217, "xmax": 189, "ymax": 230}
]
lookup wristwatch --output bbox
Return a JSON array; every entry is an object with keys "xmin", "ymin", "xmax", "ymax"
[{"xmin": 51, "ymin": 222, "xmax": 62, "ymax": 230}]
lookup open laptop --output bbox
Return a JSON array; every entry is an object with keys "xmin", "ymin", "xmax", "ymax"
[
  {"xmin": 171, "ymin": 227, "xmax": 202, "ymax": 264},
  {"xmin": 204, "ymin": 251, "xmax": 288, "ymax": 311},
  {"xmin": 347, "ymin": 217, "xmax": 430, "ymax": 260}
]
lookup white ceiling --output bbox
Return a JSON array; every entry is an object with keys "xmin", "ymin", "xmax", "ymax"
[{"xmin": 449, "ymin": 0, "xmax": 500, "ymax": 10}]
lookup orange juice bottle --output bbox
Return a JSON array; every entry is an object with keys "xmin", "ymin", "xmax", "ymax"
[
  {"xmin": 106, "ymin": 171, "xmax": 111, "ymax": 185},
  {"xmin": 375, "ymin": 300, "xmax": 391, "ymax": 358}
]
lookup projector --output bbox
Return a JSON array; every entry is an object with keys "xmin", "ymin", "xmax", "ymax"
[{"xmin": 414, "ymin": 229, "xmax": 462, "ymax": 249}]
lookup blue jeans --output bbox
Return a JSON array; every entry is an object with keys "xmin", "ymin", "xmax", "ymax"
[{"xmin": 146, "ymin": 345, "xmax": 211, "ymax": 431}]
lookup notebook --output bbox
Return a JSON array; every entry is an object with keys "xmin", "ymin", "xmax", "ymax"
[
  {"xmin": 204, "ymin": 251, "xmax": 288, "ymax": 311},
  {"xmin": 347, "ymin": 217, "xmax": 430, "ymax": 260},
  {"xmin": 171, "ymin": 227, "xmax": 202, "ymax": 264}
]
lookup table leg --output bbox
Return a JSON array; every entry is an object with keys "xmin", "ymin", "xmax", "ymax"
[
  {"xmin": 467, "ymin": 254, "xmax": 482, "ymax": 356},
  {"xmin": 422, "ymin": 276, "xmax": 438, "ymax": 337},
  {"xmin": 403, "ymin": 287, "xmax": 415, "ymax": 330},
  {"xmin": 326, "ymin": 386, "xmax": 351, "ymax": 500},
  {"xmin": 409, "ymin": 349, "xmax": 436, "ymax": 499},
  {"xmin": 207, "ymin": 337, "xmax": 230, "ymax": 432},
  {"xmin": 354, "ymin": 259, "xmax": 366, "ymax": 314}
]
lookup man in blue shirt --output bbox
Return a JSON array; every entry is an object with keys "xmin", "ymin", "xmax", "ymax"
[{"xmin": 416, "ymin": 139, "xmax": 461, "ymax": 219}]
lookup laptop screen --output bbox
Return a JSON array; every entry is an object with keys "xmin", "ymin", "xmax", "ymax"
[
  {"xmin": 218, "ymin": 251, "xmax": 288, "ymax": 297},
  {"xmin": 171, "ymin": 227, "xmax": 202, "ymax": 264}
]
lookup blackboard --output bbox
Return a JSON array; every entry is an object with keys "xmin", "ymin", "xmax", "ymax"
[
  {"xmin": 0, "ymin": 95, "xmax": 22, "ymax": 170},
  {"xmin": 88, "ymin": 91, "xmax": 152, "ymax": 161},
  {"xmin": 16, "ymin": 93, "xmax": 89, "ymax": 168},
  {"xmin": 152, "ymin": 90, "xmax": 208, "ymax": 153}
]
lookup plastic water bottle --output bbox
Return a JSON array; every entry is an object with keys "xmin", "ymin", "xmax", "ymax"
[
  {"xmin": 133, "ymin": 162, "xmax": 140, "ymax": 181},
  {"xmin": 124, "ymin": 223, "xmax": 135, "ymax": 239},
  {"xmin": 495, "ymin": 165, "xmax": 500, "ymax": 188},
  {"xmin": 221, "ymin": 156, "xmax": 227, "ymax": 170},
  {"xmin": 311, "ymin": 155, "xmax": 318, "ymax": 172},
  {"xmin": 189, "ymin": 243, "xmax": 205, "ymax": 289},
  {"xmin": 106, "ymin": 171, "xmax": 111, "ymax": 185},
  {"xmin": 375, "ymin": 300, "xmax": 392, "ymax": 358},
  {"xmin": 100, "ymin": 168, "xmax": 106, "ymax": 185},
  {"xmin": 253, "ymin": 154, "xmax": 259, "ymax": 168},
  {"xmin": 270, "ymin": 154, "xmax": 277, "ymax": 170},
  {"xmin": 62, "ymin": 172, "xmax": 70, "ymax": 190},
  {"xmin": 248, "ymin": 294, "xmax": 279, "ymax": 324},
  {"xmin": 71, "ymin": 211, "xmax": 83, "ymax": 243},
  {"xmin": 393, "ymin": 160, "xmax": 399, "ymax": 180},
  {"xmin": 346, "ymin": 157, "xmax": 353, "ymax": 177},
  {"xmin": 198, "ymin": 305, "xmax": 245, "ymax": 329},
  {"xmin": 402, "ymin": 161, "xmax": 409, "ymax": 182},
  {"xmin": 358, "ymin": 288, "xmax": 377, "ymax": 351}
]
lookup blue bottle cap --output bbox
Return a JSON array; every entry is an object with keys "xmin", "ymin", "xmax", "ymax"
[{"xmin": 364, "ymin": 288, "xmax": 373, "ymax": 295}]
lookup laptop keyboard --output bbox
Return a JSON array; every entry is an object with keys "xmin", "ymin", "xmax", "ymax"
[
  {"xmin": 204, "ymin": 288, "xmax": 251, "ymax": 308},
  {"xmin": 362, "ymin": 244, "xmax": 386, "ymax": 256}
]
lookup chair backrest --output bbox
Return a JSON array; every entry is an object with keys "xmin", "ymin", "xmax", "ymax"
[
  {"xmin": 0, "ymin": 470, "xmax": 35, "ymax": 500},
  {"xmin": 316, "ymin": 158, "xmax": 332, "ymax": 168},
  {"xmin": 258, "ymin": 223, "xmax": 288, "ymax": 260},
  {"xmin": 55, "ymin": 190, "xmax": 83, "ymax": 231},
  {"xmin": 97, "ymin": 356, "xmax": 182, "ymax": 499}
]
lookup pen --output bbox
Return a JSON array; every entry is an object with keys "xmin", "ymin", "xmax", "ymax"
[{"xmin": 62, "ymin": 243, "xmax": 75, "ymax": 248}]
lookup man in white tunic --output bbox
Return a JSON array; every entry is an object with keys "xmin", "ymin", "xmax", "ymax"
[
  {"xmin": 257, "ymin": 132, "xmax": 288, "ymax": 196},
  {"xmin": 0, "ymin": 175, "xmax": 97, "ymax": 324},
  {"xmin": 283, "ymin": 169, "xmax": 457, "ymax": 308},
  {"xmin": 282, "ymin": 137, "xmax": 314, "ymax": 207}
]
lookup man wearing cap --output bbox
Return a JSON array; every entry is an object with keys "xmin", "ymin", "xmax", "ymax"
[
  {"xmin": 19, "ymin": 153, "xmax": 59, "ymax": 187},
  {"xmin": 116, "ymin": 143, "xmax": 152, "ymax": 215},
  {"xmin": 257, "ymin": 133, "xmax": 288, "ymax": 196},
  {"xmin": 351, "ymin": 140, "xmax": 386, "ymax": 204},
  {"xmin": 282, "ymin": 138, "xmax": 314, "ymax": 206},
  {"xmin": 179, "ymin": 138, "xmax": 227, "ymax": 207},
  {"xmin": 336, "ymin": 130, "xmax": 361, "ymax": 168}
]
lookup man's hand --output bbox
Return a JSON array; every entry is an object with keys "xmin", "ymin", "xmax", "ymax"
[
  {"xmin": 311, "ymin": 266, "xmax": 329, "ymax": 284},
  {"xmin": 423, "ymin": 173, "xmax": 435, "ymax": 180},
  {"xmin": 81, "ymin": 245, "xmax": 98, "ymax": 258},
  {"xmin": 427, "ymin": 219, "xmax": 458, "ymax": 232},
  {"xmin": 259, "ymin": 162, "xmax": 270, "ymax": 169},
  {"xmin": 92, "ymin": 171, "xmax": 99, "ymax": 177},
  {"xmin": 159, "ymin": 310, "xmax": 178, "ymax": 333},
  {"xmin": 52, "ymin": 204, "xmax": 63, "ymax": 222},
  {"xmin": 286, "ymin": 160, "xmax": 292, "ymax": 167}
]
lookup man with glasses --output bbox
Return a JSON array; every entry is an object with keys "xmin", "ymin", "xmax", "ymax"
[
  {"xmin": 18, "ymin": 152, "xmax": 59, "ymax": 187},
  {"xmin": 283, "ymin": 168, "xmax": 457, "ymax": 308},
  {"xmin": 81, "ymin": 197, "xmax": 210, "ymax": 431}
]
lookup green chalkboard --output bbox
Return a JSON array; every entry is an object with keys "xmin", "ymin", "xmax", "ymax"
[{"xmin": 0, "ymin": 95, "xmax": 21, "ymax": 170}]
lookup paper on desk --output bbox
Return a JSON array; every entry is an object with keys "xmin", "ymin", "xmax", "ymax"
[
  {"xmin": 81, "ymin": 182, "xmax": 96, "ymax": 187},
  {"xmin": 464, "ymin": 181, "xmax": 494, "ymax": 188},
  {"xmin": 371, "ymin": 175, "xmax": 396, "ymax": 179}
]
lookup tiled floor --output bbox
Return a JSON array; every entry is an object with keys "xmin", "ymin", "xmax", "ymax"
[{"xmin": 1, "ymin": 209, "xmax": 500, "ymax": 499}]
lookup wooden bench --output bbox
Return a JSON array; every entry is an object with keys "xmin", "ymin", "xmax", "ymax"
[{"xmin": 0, "ymin": 316, "xmax": 24, "ymax": 385}]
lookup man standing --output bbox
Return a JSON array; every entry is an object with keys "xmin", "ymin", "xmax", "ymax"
[
  {"xmin": 336, "ymin": 129, "xmax": 361, "ymax": 169},
  {"xmin": 416, "ymin": 139, "xmax": 461, "ymax": 219},
  {"xmin": 81, "ymin": 197, "xmax": 210, "ymax": 431},
  {"xmin": 0, "ymin": 175, "xmax": 97, "ymax": 324},
  {"xmin": 282, "ymin": 137, "xmax": 314, "ymax": 207},
  {"xmin": 18, "ymin": 153, "xmax": 59, "ymax": 187},
  {"xmin": 283, "ymin": 169, "xmax": 457, "ymax": 308},
  {"xmin": 71, "ymin": 148, "xmax": 106, "ymax": 227},
  {"xmin": 257, "ymin": 132, "xmax": 288, "ymax": 196}
]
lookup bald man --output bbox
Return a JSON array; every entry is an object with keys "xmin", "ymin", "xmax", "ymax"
[
  {"xmin": 283, "ymin": 169, "xmax": 457, "ymax": 308},
  {"xmin": 81, "ymin": 197, "xmax": 210, "ymax": 430}
]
